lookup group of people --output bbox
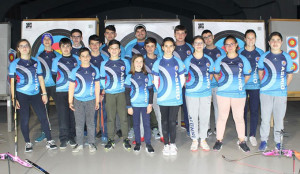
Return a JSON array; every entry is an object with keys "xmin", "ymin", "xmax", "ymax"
[{"xmin": 9, "ymin": 23, "xmax": 294, "ymax": 156}]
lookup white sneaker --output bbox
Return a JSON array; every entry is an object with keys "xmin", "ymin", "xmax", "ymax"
[
  {"xmin": 25, "ymin": 142, "xmax": 33, "ymax": 152},
  {"xmin": 244, "ymin": 136, "xmax": 248, "ymax": 142},
  {"xmin": 249, "ymin": 136, "xmax": 257, "ymax": 146},
  {"xmin": 200, "ymin": 140, "xmax": 210, "ymax": 151},
  {"xmin": 46, "ymin": 140, "xmax": 57, "ymax": 150},
  {"xmin": 190, "ymin": 141, "xmax": 198, "ymax": 151},
  {"xmin": 72, "ymin": 144, "xmax": 83, "ymax": 153},
  {"xmin": 128, "ymin": 128, "xmax": 134, "ymax": 139},
  {"xmin": 169, "ymin": 144, "xmax": 177, "ymax": 155},
  {"xmin": 162, "ymin": 144, "xmax": 170, "ymax": 156},
  {"xmin": 89, "ymin": 143, "xmax": 97, "ymax": 152}
]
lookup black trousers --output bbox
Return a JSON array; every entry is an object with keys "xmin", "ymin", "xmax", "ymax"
[{"xmin": 159, "ymin": 105, "xmax": 180, "ymax": 144}]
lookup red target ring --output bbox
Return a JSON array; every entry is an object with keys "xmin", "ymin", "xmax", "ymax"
[
  {"xmin": 288, "ymin": 50, "xmax": 298, "ymax": 59},
  {"xmin": 293, "ymin": 62, "xmax": 298, "ymax": 72},
  {"xmin": 288, "ymin": 38, "xmax": 297, "ymax": 47},
  {"xmin": 8, "ymin": 53, "xmax": 15, "ymax": 62}
]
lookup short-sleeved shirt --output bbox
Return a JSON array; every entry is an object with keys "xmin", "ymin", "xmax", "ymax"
[
  {"xmin": 214, "ymin": 55, "xmax": 252, "ymax": 98},
  {"xmin": 51, "ymin": 55, "xmax": 80, "ymax": 92},
  {"xmin": 258, "ymin": 51, "xmax": 294, "ymax": 96},
  {"xmin": 173, "ymin": 43, "xmax": 194, "ymax": 62},
  {"xmin": 125, "ymin": 39, "xmax": 163, "ymax": 59},
  {"xmin": 71, "ymin": 46, "xmax": 84, "ymax": 56},
  {"xmin": 184, "ymin": 54, "xmax": 214, "ymax": 97},
  {"xmin": 9, "ymin": 57, "xmax": 43, "ymax": 95},
  {"xmin": 69, "ymin": 65, "xmax": 100, "ymax": 101},
  {"xmin": 204, "ymin": 46, "xmax": 226, "ymax": 88},
  {"xmin": 100, "ymin": 58, "xmax": 130, "ymax": 94},
  {"xmin": 100, "ymin": 44, "xmax": 125, "ymax": 59},
  {"xmin": 152, "ymin": 56, "xmax": 186, "ymax": 106},
  {"xmin": 144, "ymin": 54, "xmax": 158, "ymax": 92},
  {"xmin": 36, "ymin": 50, "xmax": 60, "ymax": 87},
  {"xmin": 125, "ymin": 72, "xmax": 153, "ymax": 107},
  {"xmin": 238, "ymin": 47, "xmax": 264, "ymax": 90}
]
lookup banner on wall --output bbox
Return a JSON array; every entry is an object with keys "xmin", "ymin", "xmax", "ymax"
[
  {"xmin": 286, "ymin": 36, "xmax": 299, "ymax": 73},
  {"xmin": 193, "ymin": 20, "xmax": 266, "ymax": 52},
  {"xmin": 21, "ymin": 18, "xmax": 98, "ymax": 57}
]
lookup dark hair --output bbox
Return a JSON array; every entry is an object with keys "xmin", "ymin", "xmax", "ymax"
[
  {"xmin": 79, "ymin": 47, "xmax": 91, "ymax": 57},
  {"xmin": 105, "ymin": 25, "xmax": 116, "ymax": 32},
  {"xmin": 71, "ymin": 29, "xmax": 82, "ymax": 36},
  {"xmin": 192, "ymin": 35, "xmax": 205, "ymax": 44},
  {"xmin": 162, "ymin": 37, "xmax": 175, "ymax": 46},
  {"xmin": 244, "ymin": 29, "xmax": 256, "ymax": 38},
  {"xmin": 269, "ymin": 31, "xmax": 282, "ymax": 41},
  {"xmin": 59, "ymin": 38, "xmax": 72, "ymax": 47},
  {"xmin": 201, "ymin": 30, "xmax": 213, "ymax": 36},
  {"xmin": 174, "ymin": 25, "xmax": 187, "ymax": 33},
  {"xmin": 16, "ymin": 39, "xmax": 32, "ymax": 57},
  {"xmin": 145, "ymin": 37, "xmax": 157, "ymax": 46},
  {"xmin": 108, "ymin": 39, "xmax": 120, "ymax": 48},
  {"xmin": 224, "ymin": 35, "xmax": 238, "ymax": 53},
  {"xmin": 129, "ymin": 54, "xmax": 147, "ymax": 75},
  {"xmin": 88, "ymin": 34, "xmax": 101, "ymax": 45}
]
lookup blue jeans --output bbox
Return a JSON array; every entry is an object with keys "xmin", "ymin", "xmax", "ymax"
[{"xmin": 244, "ymin": 89, "xmax": 260, "ymax": 137}]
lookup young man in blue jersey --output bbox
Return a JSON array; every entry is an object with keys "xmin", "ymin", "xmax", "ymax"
[
  {"xmin": 202, "ymin": 30, "xmax": 226, "ymax": 136},
  {"xmin": 238, "ymin": 30, "xmax": 264, "ymax": 146},
  {"xmin": 52, "ymin": 38, "xmax": 80, "ymax": 149},
  {"xmin": 34, "ymin": 33, "xmax": 60, "ymax": 142},
  {"xmin": 69, "ymin": 47, "xmax": 100, "ymax": 153},
  {"xmin": 174, "ymin": 25, "xmax": 194, "ymax": 136},
  {"xmin": 70, "ymin": 29, "xmax": 84, "ymax": 56},
  {"xmin": 258, "ymin": 32, "xmax": 294, "ymax": 151},
  {"xmin": 100, "ymin": 39, "xmax": 131, "ymax": 150}
]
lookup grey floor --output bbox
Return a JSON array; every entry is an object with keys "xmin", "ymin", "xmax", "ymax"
[{"xmin": 0, "ymin": 101, "xmax": 299, "ymax": 174}]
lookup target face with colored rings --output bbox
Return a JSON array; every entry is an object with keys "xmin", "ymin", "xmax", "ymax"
[
  {"xmin": 288, "ymin": 50, "xmax": 298, "ymax": 59},
  {"xmin": 288, "ymin": 37, "xmax": 297, "ymax": 48}
]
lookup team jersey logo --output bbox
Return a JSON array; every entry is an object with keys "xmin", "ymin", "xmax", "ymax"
[
  {"xmin": 121, "ymin": 66, "xmax": 125, "ymax": 71},
  {"xmin": 216, "ymin": 54, "xmax": 221, "ymax": 57},
  {"xmin": 206, "ymin": 63, "xmax": 210, "ymax": 67},
  {"xmin": 34, "ymin": 63, "xmax": 37, "ymax": 67},
  {"xmin": 238, "ymin": 63, "xmax": 243, "ymax": 68},
  {"xmin": 145, "ymin": 78, "xmax": 148, "ymax": 82},
  {"xmin": 186, "ymin": 50, "xmax": 191, "ymax": 55},
  {"xmin": 256, "ymin": 57, "xmax": 260, "ymax": 61},
  {"xmin": 175, "ymin": 66, "xmax": 178, "ymax": 71},
  {"xmin": 74, "ymin": 63, "xmax": 77, "ymax": 67},
  {"xmin": 92, "ymin": 72, "xmax": 95, "ymax": 77},
  {"xmin": 282, "ymin": 61, "xmax": 286, "ymax": 66}
]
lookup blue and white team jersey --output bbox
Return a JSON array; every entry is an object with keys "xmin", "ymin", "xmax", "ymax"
[
  {"xmin": 152, "ymin": 56, "xmax": 186, "ymax": 106},
  {"xmin": 204, "ymin": 47, "xmax": 226, "ymax": 88},
  {"xmin": 100, "ymin": 58, "xmax": 130, "ymax": 94},
  {"xmin": 71, "ymin": 46, "xmax": 84, "ymax": 56},
  {"xmin": 9, "ymin": 57, "xmax": 43, "ymax": 95},
  {"xmin": 90, "ymin": 54, "xmax": 108, "ymax": 89},
  {"xmin": 51, "ymin": 55, "xmax": 80, "ymax": 92},
  {"xmin": 125, "ymin": 72, "xmax": 153, "ymax": 107},
  {"xmin": 69, "ymin": 65, "xmax": 100, "ymax": 101},
  {"xmin": 258, "ymin": 51, "xmax": 294, "ymax": 96},
  {"xmin": 144, "ymin": 54, "xmax": 159, "ymax": 92},
  {"xmin": 184, "ymin": 54, "xmax": 214, "ymax": 97},
  {"xmin": 36, "ymin": 50, "xmax": 60, "ymax": 87},
  {"xmin": 100, "ymin": 44, "xmax": 125, "ymax": 59},
  {"xmin": 125, "ymin": 39, "xmax": 163, "ymax": 59},
  {"xmin": 214, "ymin": 55, "xmax": 252, "ymax": 98},
  {"xmin": 173, "ymin": 43, "xmax": 194, "ymax": 62},
  {"xmin": 238, "ymin": 47, "xmax": 264, "ymax": 90}
]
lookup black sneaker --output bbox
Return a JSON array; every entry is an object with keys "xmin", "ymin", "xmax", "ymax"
[
  {"xmin": 25, "ymin": 142, "xmax": 33, "ymax": 152},
  {"xmin": 116, "ymin": 130, "xmax": 122, "ymax": 138},
  {"xmin": 146, "ymin": 144, "xmax": 155, "ymax": 153},
  {"xmin": 104, "ymin": 139, "xmax": 115, "ymax": 150},
  {"xmin": 60, "ymin": 141, "xmax": 67, "ymax": 150},
  {"xmin": 239, "ymin": 141, "xmax": 250, "ymax": 152},
  {"xmin": 207, "ymin": 129, "xmax": 213, "ymax": 137},
  {"xmin": 123, "ymin": 138, "xmax": 131, "ymax": 150},
  {"xmin": 213, "ymin": 140, "xmax": 223, "ymax": 151},
  {"xmin": 134, "ymin": 143, "xmax": 141, "ymax": 152},
  {"xmin": 96, "ymin": 131, "xmax": 102, "ymax": 138},
  {"xmin": 46, "ymin": 140, "xmax": 57, "ymax": 150},
  {"xmin": 68, "ymin": 138, "xmax": 76, "ymax": 147}
]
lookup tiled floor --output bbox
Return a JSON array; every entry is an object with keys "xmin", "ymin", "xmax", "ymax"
[{"xmin": 0, "ymin": 101, "xmax": 299, "ymax": 174}]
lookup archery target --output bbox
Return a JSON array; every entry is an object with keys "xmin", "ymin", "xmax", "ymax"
[{"xmin": 287, "ymin": 36, "xmax": 299, "ymax": 73}]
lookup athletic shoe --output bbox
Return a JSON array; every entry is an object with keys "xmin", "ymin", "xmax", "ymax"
[
  {"xmin": 152, "ymin": 128, "xmax": 160, "ymax": 140},
  {"xmin": 72, "ymin": 144, "xmax": 83, "ymax": 153},
  {"xmin": 207, "ymin": 129, "xmax": 213, "ymax": 137},
  {"xmin": 89, "ymin": 143, "xmax": 97, "ymax": 152},
  {"xmin": 101, "ymin": 137, "xmax": 108, "ymax": 145},
  {"xmin": 96, "ymin": 131, "xmax": 102, "ymax": 138},
  {"xmin": 190, "ymin": 141, "xmax": 198, "ymax": 152},
  {"xmin": 104, "ymin": 139, "xmax": 115, "ymax": 150},
  {"xmin": 258, "ymin": 141, "xmax": 267, "ymax": 151},
  {"xmin": 60, "ymin": 141, "xmax": 67, "ymax": 150},
  {"xmin": 249, "ymin": 136, "xmax": 257, "ymax": 146},
  {"xmin": 128, "ymin": 128, "xmax": 134, "ymax": 139},
  {"xmin": 169, "ymin": 144, "xmax": 177, "ymax": 155},
  {"xmin": 123, "ymin": 138, "xmax": 131, "ymax": 150},
  {"xmin": 244, "ymin": 136, "xmax": 248, "ymax": 142},
  {"xmin": 134, "ymin": 143, "xmax": 141, "ymax": 152},
  {"xmin": 213, "ymin": 140, "xmax": 223, "ymax": 151},
  {"xmin": 35, "ymin": 132, "xmax": 46, "ymax": 142},
  {"xmin": 146, "ymin": 144, "xmax": 155, "ymax": 153},
  {"xmin": 116, "ymin": 129, "xmax": 122, "ymax": 138},
  {"xmin": 68, "ymin": 138, "xmax": 76, "ymax": 147},
  {"xmin": 160, "ymin": 137, "xmax": 165, "ymax": 143},
  {"xmin": 132, "ymin": 137, "xmax": 145, "ymax": 145},
  {"xmin": 46, "ymin": 140, "xmax": 57, "ymax": 150},
  {"xmin": 162, "ymin": 144, "xmax": 170, "ymax": 156},
  {"xmin": 275, "ymin": 143, "xmax": 283, "ymax": 150},
  {"xmin": 213, "ymin": 128, "xmax": 216, "ymax": 135},
  {"xmin": 238, "ymin": 141, "xmax": 250, "ymax": 152},
  {"xmin": 25, "ymin": 142, "xmax": 33, "ymax": 152},
  {"xmin": 200, "ymin": 140, "xmax": 210, "ymax": 151}
]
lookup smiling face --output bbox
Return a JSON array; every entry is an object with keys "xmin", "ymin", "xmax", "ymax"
[
  {"xmin": 174, "ymin": 30, "xmax": 187, "ymax": 43},
  {"xmin": 108, "ymin": 43, "xmax": 121, "ymax": 58},
  {"xmin": 162, "ymin": 40, "xmax": 175, "ymax": 56},
  {"xmin": 89, "ymin": 40, "xmax": 101, "ymax": 53},
  {"xmin": 245, "ymin": 32, "xmax": 256, "ymax": 47},
  {"xmin": 224, "ymin": 38, "xmax": 238, "ymax": 54},
  {"xmin": 193, "ymin": 38, "xmax": 205, "ymax": 52},
  {"xmin": 43, "ymin": 36, "xmax": 52, "ymax": 48},
  {"xmin": 145, "ymin": 42, "xmax": 156, "ymax": 54},
  {"xmin": 269, "ymin": 35, "xmax": 282, "ymax": 52},
  {"xmin": 135, "ymin": 28, "xmax": 146, "ymax": 41},
  {"xmin": 79, "ymin": 50, "xmax": 91, "ymax": 65},
  {"xmin": 202, "ymin": 32, "xmax": 214, "ymax": 47},
  {"xmin": 133, "ymin": 57, "xmax": 144, "ymax": 72}
]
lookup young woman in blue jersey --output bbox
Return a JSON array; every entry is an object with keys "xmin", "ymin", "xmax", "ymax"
[
  {"xmin": 152, "ymin": 37, "xmax": 186, "ymax": 156},
  {"xmin": 258, "ymin": 32, "xmax": 294, "ymax": 151},
  {"xmin": 68, "ymin": 47, "xmax": 100, "ymax": 153},
  {"xmin": 9, "ymin": 39, "xmax": 57, "ymax": 152},
  {"xmin": 184, "ymin": 36, "xmax": 214, "ymax": 151},
  {"xmin": 213, "ymin": 35, "xmax": 252, "ymax": 152},
  {"xmin": 238, "ymin": 30, "xmax": 264, "ymax": 147},
  {"xmin": 125, "ymin": 54, "xmax": 155, "ymax": 153}
]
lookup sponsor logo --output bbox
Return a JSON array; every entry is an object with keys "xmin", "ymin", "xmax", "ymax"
[
  {"xmin": 187, "ymin": 50, "xmax": 191, "ymax": 55},
  {"xmin": 145, "ymin": 78, "xmax": 148, "ymax": 82},
  {"xmin": 92, "ymin": 72, "xmax": 95, "ymax": 76},
  {"xmin": 256, "ymin": 57, "xmax": 260, "ymax": 61},
  {"xmin": 175, "ymin": 66, "xmax": 178, "ymax": 71},
  {"xmin": 121, "ymin": 66, "xmax": 125, "ymax": 71},
  {"xmin": 206, "ymin": 63, "xmax": 210, "ymax": 67},
  {"xmin": 34, "ymin": 63, "xmax": 37, "ymax": 67},
  {"xmin": 282, "ymin": 61, "xmax": 286, "ymax": 66},
  {"xmin": 74, "ymin": 63, "xmax": 77, "ymax": 67}
]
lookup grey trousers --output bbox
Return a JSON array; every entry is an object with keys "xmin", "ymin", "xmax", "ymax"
[
  {"xmin": 260, "ymin": 94, "xmax": 287, "ymax": 143},
  {"xmin": 186, "ymin": 96, "xmax": 211, "ymax": 140},
  {"xmin": 208, "ymin": 87, "xmax": 218, "ymax": 129},
  {"xmin": 74, "ymin": 99, "xmax": 96, "ymax": 145}
]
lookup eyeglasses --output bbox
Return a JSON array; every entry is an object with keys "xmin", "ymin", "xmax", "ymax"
[
  {"xmin": 71, "ymin": 35, "xmax": 81, "ymax": 39},
  {"xmin": 19, "ymin": 44, "xmax": 29, "ymax": 49},
  {"xmin": 203, "ymin": 35, "xmax": 212, "ymax": 40},
  {"xmin": 194, "ymin": 42, "xmax": 204, "ymax": 46},
  {"xmin": 224, "ymin": 43, "xmax": 236, "ymax": 47}
]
